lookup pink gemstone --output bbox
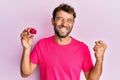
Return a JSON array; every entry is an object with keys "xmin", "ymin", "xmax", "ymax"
[{"xmin": 29, "ymin": 28, "xmax": 37, "ymax": 34}]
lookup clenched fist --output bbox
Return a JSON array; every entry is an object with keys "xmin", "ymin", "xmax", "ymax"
[{"xmin": 93, "ymin": 40, "xmax": 107, "ymax": 62}]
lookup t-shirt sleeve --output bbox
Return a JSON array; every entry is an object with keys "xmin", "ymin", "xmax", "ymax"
[
  {"xmin": 30, "ymin": 43, "xmax": 39, "ymax": 64},
  {"xmin": 82, "ymin": 45, "xmax": 94, "ymax": 72}
]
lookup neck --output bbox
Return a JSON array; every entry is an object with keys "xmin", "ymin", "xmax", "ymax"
[{"xmin": 54, "ymin": 35, "xmax": 72, "ymax": 45}]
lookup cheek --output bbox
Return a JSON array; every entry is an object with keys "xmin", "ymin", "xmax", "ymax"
[
  {"xmin": 70, "ymin": 24, "xmax": 74, "ymax": 28},
  {"xmin": 71, "ymin": 25, "xmax": 73, "ymax": 28},
  {"xmin": 54, "ymin": 22, "xmax": 62, "ymax": 27},
  {"xmin": 56, "ymin": 21, "xmax": 62, "ymax": 25}
]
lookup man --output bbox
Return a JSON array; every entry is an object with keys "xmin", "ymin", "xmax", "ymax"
[{"xmin": 20, "ymin": 3, "xmax": 107, "ymax": 80}]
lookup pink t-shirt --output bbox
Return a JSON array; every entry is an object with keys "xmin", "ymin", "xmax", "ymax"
[{"xmin": 30, "ymin": 36, "xmax": 93, "ymax": 80}]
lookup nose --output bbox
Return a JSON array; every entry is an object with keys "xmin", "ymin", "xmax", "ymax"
[{"xmin": 62, "ymin": 19, "xmax": 68, "ymax": 26}]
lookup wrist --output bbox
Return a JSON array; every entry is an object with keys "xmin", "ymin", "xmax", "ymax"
[
  {"xmin": 96, "ymin": 57, "xmax": 104, "ymax": 63},
  {"xmin": 23, "ymin": 47, "xmax": 31, "ymax": 54},
  {"xmin": 23, "ymin": 46, "xmax": 32, "ymax": 50}
]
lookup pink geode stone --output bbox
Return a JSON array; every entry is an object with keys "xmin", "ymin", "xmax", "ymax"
[{"xmin": 29, "ymin": 28, "xmax": 37, "ymax": 35}]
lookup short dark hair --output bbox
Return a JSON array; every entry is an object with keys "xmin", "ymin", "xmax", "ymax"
[{"xmin": 52, "ymin": 3, "xmax": 76, "ymax": 20}]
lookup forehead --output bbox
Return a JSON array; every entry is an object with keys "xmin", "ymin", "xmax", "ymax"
[{"xmin": 56, "ymin": 10, "xmax": 74, "ymax": 19}]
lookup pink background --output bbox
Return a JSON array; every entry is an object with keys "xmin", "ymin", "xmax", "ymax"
[{"xmin": 0, "ymin": 0, "xmax": 120, "ymax": 80}]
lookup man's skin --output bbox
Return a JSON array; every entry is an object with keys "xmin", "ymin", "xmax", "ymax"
[{"xmin": 20, "ymin": 10, "xmax": 107, "ymax": 80}]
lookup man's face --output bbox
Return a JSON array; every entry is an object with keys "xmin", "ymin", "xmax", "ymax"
[{"xmin": 52, "ymin": 10, "xmax": 74, "ymax": 38}]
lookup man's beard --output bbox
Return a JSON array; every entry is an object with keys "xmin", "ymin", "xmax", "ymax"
[{"xmin": 54, "ymin": 25, "xmax": 73, "ymax": 38}]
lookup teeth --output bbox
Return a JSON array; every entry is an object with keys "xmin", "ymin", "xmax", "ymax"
[{"xmin": 60, "ymin": 28, "xmax": 67, "ymax": 32}]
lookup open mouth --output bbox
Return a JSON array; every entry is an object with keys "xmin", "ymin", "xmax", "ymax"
[{"xmin": 59, "ymin": 26, "xmax": 69, "ymax": 32}]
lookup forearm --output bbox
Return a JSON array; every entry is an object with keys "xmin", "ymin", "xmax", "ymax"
[
  {"xmin": 87, "ymin": 60, "xmax": 103, "ymax": 80},
  {"xmin": 21, "ymin": 48, "xmax": 32, "ymax": 77}
]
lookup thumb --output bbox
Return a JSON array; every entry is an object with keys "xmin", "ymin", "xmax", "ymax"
[{"xmin": 28, "ymin": 35, "xmax": 34, "ymax": 39}]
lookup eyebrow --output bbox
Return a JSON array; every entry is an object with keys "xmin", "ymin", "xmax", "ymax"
[{"xmin": 56, "ymin": 16, "xmax": 73, "ymax": 20}]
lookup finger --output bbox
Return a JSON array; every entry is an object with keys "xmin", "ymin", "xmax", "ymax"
[
  {"xmin": 21, "ymin": 28, "xmax": 31, "ymax": 36},
  {"xmin": 95, "ymin": 41, "xmax": 101, "ymax": 47},
  {"xmin": 95, "ymin": 41, "xmax": 100, "ymax": 45},
  {"xmin": 21, "ymin": 31, "xmax": 30, "ymax": 40},
  {"xmin": 98, "ymin": 40, "xmax": 107, "ymax": 48},
  {"xmin": 97, "ymin": 40, "xmax": 104, "ymax": 45},
  {"xmin": 93, "ymin": 45, "xmax": 99, "ymax": 51},
  {"xmin": 95, "ymin": 40, "xmax": 106, "ymax": 47},
  {"xmin": 21, "ymin": 31, "xmax": 27, "ymax": 37},
  {"xmin": 22, "ymin": 28, "xmax": 28, "ymax": 33},
  {"xmin": 28, "ymin": 35, "xmax": 34, "ymax": 38},
  {"xmin": 22, "ymin": 27, "xmax": 31, "ymax": 34},
  {"xmin": 20, "ymin": 33, "xmax": 26, "ymax": 40}
]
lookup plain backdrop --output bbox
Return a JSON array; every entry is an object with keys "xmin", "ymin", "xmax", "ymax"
[{"xmin": 0, "ymin": 0, "xmax": 120, "ymax": 80}]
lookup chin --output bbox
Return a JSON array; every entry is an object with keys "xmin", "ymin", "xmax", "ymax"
[{"xmin": 58, "ymin": 34, "xmax": 69, "ymax": 38}]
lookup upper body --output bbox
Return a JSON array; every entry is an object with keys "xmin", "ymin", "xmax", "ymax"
[
  {"xmin": 20, "ymin": 3, "xmax": 107, "ymax": 80},
  {"xmin": 30, "ymin": 35, "xmax": 93, "ymax": 80}
]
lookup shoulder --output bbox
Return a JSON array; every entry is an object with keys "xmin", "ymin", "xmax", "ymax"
[
  {"xmin": 33, "ymin": 36, "xmax": 54, "ymax": 50},
  {"xmin": 36, "ymin": 36, "xmax": 53, "ymax": 44},
  {"xmin": 72, "ymin": 37, "xmax": 88, "ymax": 48}
]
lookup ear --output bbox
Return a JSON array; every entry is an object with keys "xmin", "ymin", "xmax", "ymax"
[{"xmin": 51, "ymin": 18, "xmax": 55, "ymax": 26}]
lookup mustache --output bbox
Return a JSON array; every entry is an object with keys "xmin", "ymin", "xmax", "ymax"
[{"xmin": 58, "ymin": 25, "xmax": 69, "ymax": 30}]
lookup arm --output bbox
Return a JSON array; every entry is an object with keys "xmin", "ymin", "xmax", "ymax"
[
  {"xmin": 20, "ymin": 28, "xmax": 37, "ymax": 77},
  {"xmin": 84, "ymin": 60, "xmax": 103, "ymax": 80},
  {"xmin": 84, "ymin": 40, "xmax": 107, "ymax": 80}
]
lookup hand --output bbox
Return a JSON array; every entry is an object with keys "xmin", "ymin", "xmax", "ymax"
[
  {"xmin": 93, "ymin": 40, "xmax": 107, "ymax": 62},
  {"xmin": 20, "ymin": 28, "xmax": 34, "ymax": 49}
]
